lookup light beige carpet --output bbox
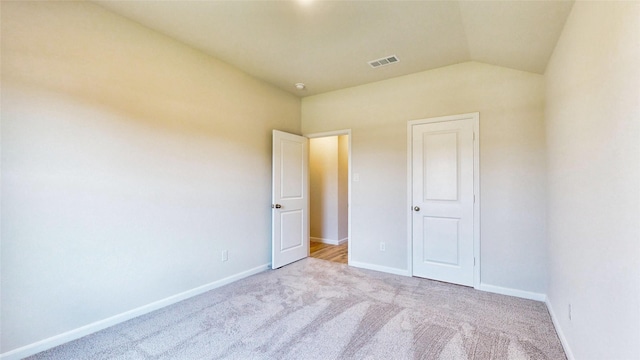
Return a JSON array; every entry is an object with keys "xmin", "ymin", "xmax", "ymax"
[{"xmin": 28, "ymin": 258, "xmax": 566, "ymax": 359}]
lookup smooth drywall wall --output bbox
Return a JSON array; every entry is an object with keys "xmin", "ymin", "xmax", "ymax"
[
  {"xmin": 309, "ymin": 135, "xmax": 349, "ymax": 243},
  {"xmin": 310, "ymin": 137, "xmax": 339, "ymax": 241},
  {"xmin": 545, "ymin": 2, "xmax": 640, "ymax": 358},
  {"xmin": 302, "ymin": 61, "xmax": 547, "ymax": 293},
  {"xmin": 1, "ymin": 1, "xmax": 300, "ymax": 353}
]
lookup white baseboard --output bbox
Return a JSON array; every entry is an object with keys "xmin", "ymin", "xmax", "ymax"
[
  {"xmin": 478, "ymin": 283, "xmax": 547, "ymax": 302},
  {"xmin": 310, "ymin": 237, "xmax": 348, "ymax": 245},
  {"xmin": 545, "ymin": 297, "xmax": 575, "ymax": 360},
  {"xmin": 0, "ymin": 263, "xmax": 270, "ymax": 360},
  {"xmin": 349, "ymin": 261, "xmax": 410, "ymax": 277}
]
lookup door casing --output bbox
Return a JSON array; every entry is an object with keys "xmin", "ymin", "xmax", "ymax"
[{"xmin": 407, "ymin": 113, "xmax": 480, "ymax": 288}]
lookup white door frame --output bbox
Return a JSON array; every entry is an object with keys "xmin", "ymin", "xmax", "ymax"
[
  {"xmin": 407, "ymin": 113, "xmax": 480, "ymax": 288},
  {"xmin": 304, "ymin": 129, "xmax": 352, "ymax": 265}
]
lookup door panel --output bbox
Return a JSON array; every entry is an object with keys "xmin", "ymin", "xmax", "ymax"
[
  {"xmin": 272, "ymin": 130, "xmax": 309, "ymax": 269},
  {"xmin": 412, "ymin": 117, "xmax": 476, "ymax": 286},
  {"xmin": 280, "ymin": 210, "xmax": 304, "ymax": 251},
  {"xmin": 280, "ymin": 139, "xmax": 304, "ymax": 199},
  {"xmin": 424, "ymin": 132, "xmax": 459, "ymax": 201},
  {"xmin": 423, "ymin": 217, "xmax": 459, "ymax": 265}
]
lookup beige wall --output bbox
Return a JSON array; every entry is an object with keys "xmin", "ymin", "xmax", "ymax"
[
  {"xmin": 309, "ymin": 136, "xmax": 348, "ymax": 243},
  {"xmin": 302, "ymin": 61, "xmax": 547, "ymax": 293},
  {"xmin": 545, "ymin": 2, "xmax": 640, "ymax": 358},
  {"xmin": 310, "ymin": 137, "xmax": 339, "ymax": 241},
  {"xmin": 1, "ymin": 1, "xmax": 300, "ymax": 353}
]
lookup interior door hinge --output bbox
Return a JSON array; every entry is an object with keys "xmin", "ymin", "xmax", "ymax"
[
  {"xmin": 474, "ymin": 257, "xmax": 476, "ymax": 266},
  {"xmin": 473, "ymin": 132, "xmax": 476, "ymax": 141},
  {"xmin": 473, "ymin": 194, "xmax": 476, "ymax": 203}
]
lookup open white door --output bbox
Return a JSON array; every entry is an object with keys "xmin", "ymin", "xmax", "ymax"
[
  {"xmin": 410, "ymin": 114, "xmax": 479, "ymax": 287},
  {"xmin": 272, "ymin": 130, "xmax": 309, "ymax": 269}
]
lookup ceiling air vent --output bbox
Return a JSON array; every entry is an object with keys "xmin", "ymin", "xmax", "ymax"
[{"xmin": 368, "ymin": 55, "xmax": 399, "ymax": 68}]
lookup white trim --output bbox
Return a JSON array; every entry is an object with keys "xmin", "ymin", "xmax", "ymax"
[
  {"xmin": 406, "ymin": 122, "xmax": 413, "ymax": 277},
  {"xmin": 0, "ymin": 264, "xmax": 270, "ymax": 360},
  {"xmin": 545, "ymin": 297, "xmax": 576, "ymax": 360},
  {"xmin": 406, "ymin": 113, "xmax": 481, "ymax": 288},
  {"xmin": 304, "ymin": 129, "xmax": 352, "ymax": 266},
  {"xmin": 310, "ymin": 237, "xmax": 348, "ymax": 245},
  {"xmin": 478, "ymin": 283, "xmax": 546, "ymax": 302},
  {"xmin": 350, "ymin": 261, "xmax": 411, "ymax": 277},
  {"xmin": 304, "ymin": 130, "xmax": 350, "ymax": 138}
]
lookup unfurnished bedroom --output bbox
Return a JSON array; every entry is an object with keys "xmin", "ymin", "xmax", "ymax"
[{"xmin": 1, "ymin": 1, "xmax": 638, "ymax": 359}]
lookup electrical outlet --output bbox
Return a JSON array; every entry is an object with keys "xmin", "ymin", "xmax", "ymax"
[
  {"xmin": 379, "ymin": 242, "xmax": 386, "ymax": 251},
  {"xmin": 568, "ymin": 304, "xmax": 572, "ymax": 321},
  {"xmin": 222, "ymin": 250, "xmax": 228, "ymax": 262}
]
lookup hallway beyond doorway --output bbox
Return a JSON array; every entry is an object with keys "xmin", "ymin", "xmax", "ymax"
[{"xmin": 310, "ymin": 241, "xmax": 347, "ymax": 264}]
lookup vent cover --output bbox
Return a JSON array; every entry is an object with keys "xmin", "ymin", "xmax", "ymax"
[{"xmin": 368, "ymin": 55, "xmax": 399, "ymax": 68}]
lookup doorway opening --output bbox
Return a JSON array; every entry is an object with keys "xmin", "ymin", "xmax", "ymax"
[{"xmin": 306, "ymin": 131, "xmax": 351, "ymax": 265}]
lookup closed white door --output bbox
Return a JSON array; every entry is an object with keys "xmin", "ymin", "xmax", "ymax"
[
  {"xmin": 411, "ymin": 115, "xmax": 478, "ymax": 286},
  {"xmin": 272, "ymin": 130, "xmax": 309, "ymax": 269}
]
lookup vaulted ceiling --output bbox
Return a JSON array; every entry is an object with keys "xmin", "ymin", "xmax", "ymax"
[{"xmin": 94, "ymin": 0, "xmax": 574, "ymax": 97}]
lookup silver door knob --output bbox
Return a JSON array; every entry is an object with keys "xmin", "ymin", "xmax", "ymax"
[
  {"xmin": 413, "ymin": 206, "xmax": 420, "ymax": 211},
  {"xmin": 273, "ymin": 204, "xmax": 282, "ymax": 209}
]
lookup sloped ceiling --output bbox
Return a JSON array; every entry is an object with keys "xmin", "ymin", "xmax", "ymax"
[{"xmin": 94, "ymin": 0, "xmax": 574, "ymax": 96}]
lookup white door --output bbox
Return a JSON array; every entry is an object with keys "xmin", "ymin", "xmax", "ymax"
[
  {"xmin": 272, "ymin": 130, "xmax": 309, "ymax": 269},
  {"xmin": 411, "ymin": 114, "xmax": 478, "ymax": 286}
]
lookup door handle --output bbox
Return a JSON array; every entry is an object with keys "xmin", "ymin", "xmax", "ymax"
[
  {"xmin": 273, "ymin": 204, "xmax": 282, "ymax": 209},
  {"xmin": 413, "ymin": 206, "xmax": 420, "ymax": 211}
]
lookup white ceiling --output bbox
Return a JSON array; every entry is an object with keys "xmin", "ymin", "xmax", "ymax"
[{"xmin": 94, "ymin": 0, "xmax": 574, "ymax": 97}]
